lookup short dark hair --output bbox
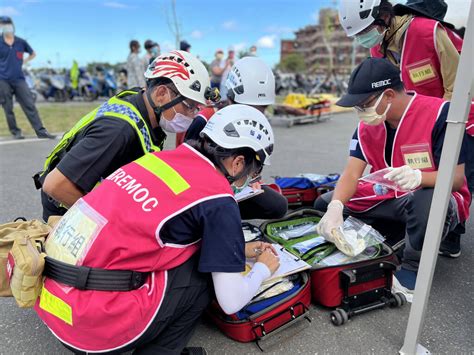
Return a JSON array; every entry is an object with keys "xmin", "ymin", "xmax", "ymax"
[
  {"xmin": 187, "ymin": 138, "xmax": 262, "ymax": 178},
  {"xmin": 391, "ymin": 81, "xmax": 405, "ymax": 92},
  {"xmin": 146, "ymin": 77, "xmax": 180, "ymax": 97},
  {"xmin": 129, "ymin": 40, "xmax": 140, "ymax": 52}
]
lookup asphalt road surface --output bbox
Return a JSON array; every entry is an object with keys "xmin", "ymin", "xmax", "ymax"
[{"xmin": 0, "ymin": 111, "xmax": 472, "ymax": 354}]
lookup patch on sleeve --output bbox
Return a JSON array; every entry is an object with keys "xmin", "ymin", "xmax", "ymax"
[{"xmin": 349, "ymin": 139, "xmax": 358, "ymax": 151}]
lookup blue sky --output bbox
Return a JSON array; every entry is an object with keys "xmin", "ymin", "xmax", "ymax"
[{"xmin": 1, "ymin": 0, "xmax": 469, "ymax": 69}]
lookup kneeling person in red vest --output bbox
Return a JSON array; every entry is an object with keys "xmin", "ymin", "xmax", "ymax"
[
  {"xmin": 314, "ymin": 58, "xmax": 470, "ymax": 294},
  {"xmin": 35, "ymin": 104, "xmax": 279, "ymax": 354}
]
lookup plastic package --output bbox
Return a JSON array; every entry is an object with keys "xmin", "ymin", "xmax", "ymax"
[
  {"xmin": 316, "ymin": 244, "xmax": 382, "ymax": 267},
  {"xmin": 360, "ymin": 168, "xmax": 409, "ymax": 192},
  {"xmin": 292, "ymin": 237, "xmax": 326, "ymax": 254},
  {"xmin": 325, "ymin": 216, "xmax": 385, "ymax": 257},
  {"xmin": 274, "ymin": 222, "xmax": 317, "ymax": 240},
  {"xmin": 251, "ymin": 276, "xmax": 296, "ymax": 302}
]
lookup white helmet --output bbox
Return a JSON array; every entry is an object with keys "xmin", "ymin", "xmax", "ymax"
[
  {"xmin": 339, "ymin": 0, "xmax": 381, "ymax": 37},
  {"xmin": 145, "ymin": 50, "xmax": 211, "ymax": 104},
  {"xmin": 225, "ymin": 57, "xmax": 275, "ymax": 106},
  {"xmin": 200, "ymin": 104, "xmax": 274, "ymax": 165}
]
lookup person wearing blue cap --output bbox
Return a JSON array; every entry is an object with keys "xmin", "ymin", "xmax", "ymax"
[{"xmin": 314, "ymin": 57, "xmax": 470, "ymax": 294}]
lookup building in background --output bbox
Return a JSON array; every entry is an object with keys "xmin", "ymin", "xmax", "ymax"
[{"xmin": 280, "ymin": 8, "xmax": 369, "ymax": 74}]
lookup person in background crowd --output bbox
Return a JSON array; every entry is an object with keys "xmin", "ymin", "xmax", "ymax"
[
  {"xmin": 126, "ymin": 40, "xmax": 146, "ymax": 88},
  {"xmin": 0, "ymin": 16, "xmax": 55, "ymax": 139},
  {"xmin": 143, "ymin": 39, "xmax": 160, "ymax": 67},
  {"xmin": 210, "ymin": 49, "xmax": 227, "ymax": 89},
  {"xmin": 180, "ymin": 40, "xmax": 191, "ymax": 52},
  {"xmin": 219, "ymin": 47, "xmax": 235, "ymax": 99},
  {"xmin": 249, "ymin": 45, "xmax": 257, "ymax": 56}
]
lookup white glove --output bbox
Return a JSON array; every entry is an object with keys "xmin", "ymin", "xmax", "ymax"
[
  {"xmin": 383, "ymin": 165, "xmax": 422, "ymax": 190},
  {"xmin": 316, "ymin": 200, "xmax": 344, "ymax": 240}
]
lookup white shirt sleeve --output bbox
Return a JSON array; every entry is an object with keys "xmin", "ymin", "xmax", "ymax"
[{"xmin": 211, "ymin": 262, "xmax": 271, "ymax": 315}]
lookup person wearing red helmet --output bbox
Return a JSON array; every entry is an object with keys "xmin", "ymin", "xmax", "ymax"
[{"xmin": 36, "ymin": 50, "xmax": 217, "ymax": 221}]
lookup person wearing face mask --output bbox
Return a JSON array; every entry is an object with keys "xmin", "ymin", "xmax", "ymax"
[
  {"xmin": 314, "ymin": 58, "xmax": 470, "ymax": 294},
  {"xmin": 209, "ymin": 49, "xmax": 226, "ymax": 89},
  {"xmin": 35, "ymin": 50, "xmax": 217, "ymax": 221},
  {"xmin": 143, "ymin": 39, "xmax": 160, "ymax": 67},
  {"xmin": 339, "ymin": 2, "xmax": 474, "ymax": 259},
  {"xmin": 182, "ymin": 56, "xmax": 289, "ymax": 220},
  {"xmin": 0, "ymin": 16, "xmax": 55, "ymax": 139},
  {"xmin": 35, "ymin": 104, "xmax": 279, "ymax": 355}
]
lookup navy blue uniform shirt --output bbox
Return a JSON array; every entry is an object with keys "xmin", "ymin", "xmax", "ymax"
[{"xmin": 0, "ymin": 36, "xmax": 33, "ymax": 81}]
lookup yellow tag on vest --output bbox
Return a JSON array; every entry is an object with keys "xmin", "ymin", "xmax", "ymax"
[
  {"xmin": 39, "ymin": 286, "xmax": 73, "ymax": 325},
  {"xmin": 45, "ymin": 200, "xmax": 107, "ymax": 265},
  {"xmin": 403, "ymin": 152, "xmax": 433, "ymax": 169},
  {"xmin": 407, "ymin": 59, "xmax": 437, "ymax": 85},
  {"xmin": 401, "ymin": 143, "xmax": 434, "ymax": 170}
]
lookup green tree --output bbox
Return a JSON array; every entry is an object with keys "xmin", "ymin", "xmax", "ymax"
[{"xmin": 277, "ymin": 53, "xmax": 306, "ymax": 73}]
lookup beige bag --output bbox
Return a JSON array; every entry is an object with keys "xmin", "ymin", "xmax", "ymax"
[
  {"xmin": 8, "ymin": 236, "xmax": 47, "ymax": 308},
  {"xmin": 0, "ymin": 219, "xmax": 52, "ymax": 297}
]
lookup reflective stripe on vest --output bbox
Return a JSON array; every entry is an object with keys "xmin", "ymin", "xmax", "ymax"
[
  {"xmin": 36, "ymin": 144, "xmax": 234, "ymax": 352},
  {"xmin": 42, "ymin": 90, "xmax": 161, "ymax": 176}
]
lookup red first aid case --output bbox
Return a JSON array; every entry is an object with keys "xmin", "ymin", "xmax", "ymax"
[
  {"xmin": 206, "ymin": 272, "xmax": 311, "ymax": 349},
  {"xmin": 260, "ymin": 208, "xmax": 406, "ymax": 326}
]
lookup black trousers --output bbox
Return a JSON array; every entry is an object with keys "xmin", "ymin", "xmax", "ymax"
[
  {"xmin": 466, "ymin": 135, "xmax": 474, "ymax": 195},
  {"xmin": 238, "ymin": 185, "xmax": 288, "ymax": 220},
  {"xmin": 314, "ymin": 188, "xmax": 459, "ymax": 272},
  {"xmin": 0, "ymin": 79, "xmax": 46, "ymax": 136},
  {"xmin": 65, "ymin": 254, "xmax": 211, "ymax": 355}
]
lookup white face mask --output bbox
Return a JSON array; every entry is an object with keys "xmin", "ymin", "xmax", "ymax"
[
  {"xmin": 1, "ymin": 25, "xmax": 14, "ymax": 34},
  {"xmin": 231, "ymin": 175, "xmax": 252, "ymax": 195},
  {"xmin": 159, "ymin": 109, "xmax": 193, "ymax": 133},
  {"xmin": 356, "ymin": 92, "xmax": 391, "ymax": 126},
  {"xmin": 159, "ymin": 89, "xmax": 193, "ymax": 133}
]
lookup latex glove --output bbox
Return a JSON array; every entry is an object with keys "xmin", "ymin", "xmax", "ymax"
[
  {"xmin": 384, "ymin": 165, "xmax": 422, "ymax": 191},
  {"xmin": 316, "ymin": 200, "xmax": 344, "ymax": 240}
]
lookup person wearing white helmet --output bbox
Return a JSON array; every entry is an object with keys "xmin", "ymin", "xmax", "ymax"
[
  {"xmin": 182, "ymin": 56, "xmax": 288, "ymax": 220},
  {"xmin": 192, "ymin": 104, "xmax": 280, "ymax": 317},
  {"xmin": 339, "ymin": 0, "xmax": 473, "ymax": 258},
  {"xmin": 36, "ymin": 104, "xmax": 279, "ymax": 355},
  {"xmin": 37, "ymin": 50, "xmax": 218, "ymax": 221}
]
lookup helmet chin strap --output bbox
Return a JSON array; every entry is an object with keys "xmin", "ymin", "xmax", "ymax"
[{"xmin": 146, "ymin": 88, "xmax": 186, "ymax": 120}]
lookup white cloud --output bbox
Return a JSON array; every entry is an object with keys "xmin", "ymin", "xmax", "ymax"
[
  {"xmin": 190, "ymin": 30, "xmax": 203, "ymax": 39},
  {"xmin": 256, "ymin": 35, "xmax": 277, "ymax": 49},
  {"xmin": 222, "ymin": 20, "xmax": 237, "ymax": 31},
  {"xmin": 0, "ymin": 6, "xmax": 20, "ymax": 16},
  {"xmin": 311, "ymin": 10, "xmax": 319, "ymax": 24},
  {"xmin": 103, "ymin": 2, "xmax": 130, "ymax": 9},
  {"xmin": 232, "ymin": 42, "xmax": 248, "ymax": 53}
]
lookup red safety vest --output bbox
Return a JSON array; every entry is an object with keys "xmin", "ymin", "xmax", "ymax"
[
  {"xmin": 371, "ymin": 17, "xmax": 474, "ymax": 136},
  {"xmin": 35, "ymin": 143, "xmax": 234, "ymax": 352},
  {"xmin": 346, "ymin": 93, "xmax": 470, "ymax": 222}
]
